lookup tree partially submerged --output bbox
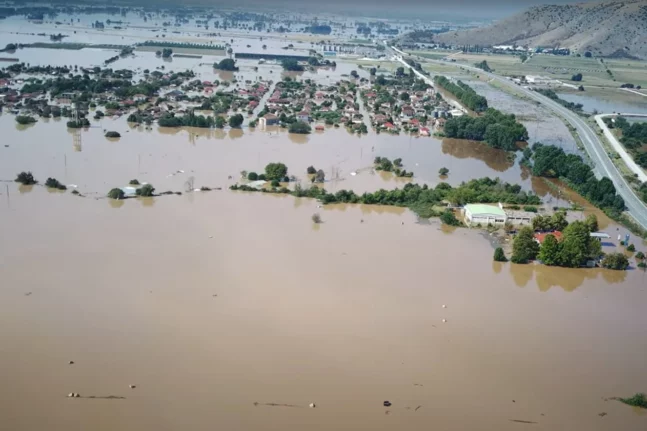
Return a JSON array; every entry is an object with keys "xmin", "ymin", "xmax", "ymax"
[
  {"xmin": 601, "ymin": 253, "xmax": 629, "ymax": 270},
  {"xmin": 45, "ymin": 177, "xmax": 67, "ymax": 190},
  {"xmin": 107, "ymin": 188, "xmax": 125, "ymax": 199},
  {"xmin": 493, "ymin": 247, "xmax": 507, "ymax": 262},
  {"xmin": 511, "ymin": 226, "xmax": 539, "ymax": 264},
  {"xmin": 135, "ymin": 184, "xmax": 155, "ymax": 197},
  {"xmin": 15, "ymin": 171, "xmax": 37, "ymax": 185}
]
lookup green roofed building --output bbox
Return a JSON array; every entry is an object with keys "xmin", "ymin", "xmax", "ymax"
[{"xmin": 463, "ymin": 203, "xmax": 507, "ymax": 225}]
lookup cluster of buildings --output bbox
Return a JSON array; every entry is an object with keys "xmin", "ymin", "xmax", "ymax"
[{"xmin": 361, "ymin": 82, "xmax": 456, "ymax": 136}]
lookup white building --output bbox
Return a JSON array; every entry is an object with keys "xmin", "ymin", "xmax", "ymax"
[{"xmin": 463, "ymin": 203, "xmax": 507, "ymax": 225}]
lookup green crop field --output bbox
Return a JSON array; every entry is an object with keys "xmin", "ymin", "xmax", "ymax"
[{"xmin": 605, "ymin": 59, "xmax": 647, "ymax": 88}]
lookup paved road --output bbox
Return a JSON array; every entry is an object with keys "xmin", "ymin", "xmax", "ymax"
[
  {"xmin": 595, "ymin": 113, "xmax": 647, "ymax": 183},
  {"xmin": 390, "ymin": 45, "xmax": 647, "ymax": 229}
]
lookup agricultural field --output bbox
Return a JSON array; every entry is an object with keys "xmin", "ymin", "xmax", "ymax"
[
  {"xmin": 605, "ymin": 59, "xmax": 647, "ymax": 88},
  {"xmin": 409, "ymin": 50, "xmax": 457, "ymax": 60}
]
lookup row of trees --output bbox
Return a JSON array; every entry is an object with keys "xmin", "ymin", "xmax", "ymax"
[
  {"xmin": 443, "ymin": 108, "xmax": 529, "ymax": 151},
  {"xmin": 157, "ymin": 112, "xmax": 243, "ymax": 129},
  {"xmin": 433, "ymin": 76, "xmax": 488, "ymax": 112},
  {"xmin": 529, "ymin": 143, "xmax": 625, "ymax": 216},
  {"xmin": 535, "ymin": 89, "xmax": 584, "ymax": 115},
  {"xmin": 232, "ymin": 176, "xmax": 540, "ymax": 219}
]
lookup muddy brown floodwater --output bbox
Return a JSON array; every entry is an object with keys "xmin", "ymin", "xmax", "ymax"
[{"xmin": 2, "ymin": 117, "xmax": 647, "ymax": 431}]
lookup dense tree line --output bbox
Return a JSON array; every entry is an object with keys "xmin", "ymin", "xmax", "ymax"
[
  {"xmin": 231, "ymin": 177, "xmax": 540, "ymax": 219},
  {"xmin": 529, "ymin": 143, "xmax": 625, "ymax": 216},
  {"xmin": 433, "ymin": 76, "xmax": 488, "ymax": 112},
  {"xmin": 158, "ymin": 111, "xmax": 214, "ymax": 128},
  {"xmin": 443, "ymin": 108, "xmax": 529, "ymax": 151}
]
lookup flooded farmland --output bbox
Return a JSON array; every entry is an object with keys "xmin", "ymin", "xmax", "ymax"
[{"xmin": 2, "ymin": 11, "xmax": 647, "ymax": 431}]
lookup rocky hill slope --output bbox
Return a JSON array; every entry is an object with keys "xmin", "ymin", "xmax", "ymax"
[{"xmin": 431, "ymin": 0, "xmax": 647, "ymax": 59}]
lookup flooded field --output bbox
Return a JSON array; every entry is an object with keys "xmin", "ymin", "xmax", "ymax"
[
  {"xmin": 556, "ymin": 89, "xmax": 647, "ymax": 116},
  {"xmin": 468, "ymin": 80, "xmax": 580, "ymax": 152},
  {"xmin": 2, "ymin": 12, "xmax": 647, "ymax": 431},
  {"xmin": 0, "ymin": 114, "xmax": 534, "ymax": 195}
]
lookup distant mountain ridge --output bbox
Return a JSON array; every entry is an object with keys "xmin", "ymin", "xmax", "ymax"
[{"xmin": 430, "ymin": 0, "xmax": 647, "ymax": 59}]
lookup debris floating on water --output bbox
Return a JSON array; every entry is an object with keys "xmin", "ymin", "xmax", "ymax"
[
  {"xmin": 442, "ymin": 319, "xmax": 447, "ymax": 323},
  {"xmin": 68, "ymin": 361, "xmax": 74, "ymax": 365},
  {"xmin": 509, "ymin": 419, "xmax": 537, "ymax": 424},
  {"xmin": 129, "ymin": 385, "xmax": 136, "ymax": 389},
  {"xmin": 442, "ymin": 305, "xmax": 447, "ymax": 308},
  {"xmin": 309, "ymin": 403, "xmax": 316, "ymax": 408},
  {"xmin": 383, "ymin": 401, "xmax": 392, "ymax": 407}
]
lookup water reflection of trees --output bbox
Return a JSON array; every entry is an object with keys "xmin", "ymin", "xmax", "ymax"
[
  {"xmin": 288, "ymin": 133, "xmax": 308, "ymax": 144},
  {"xmin": 323, "ymin": 203, "xmax": 407, "ymax": 216},
  {"xmin": 509, "ymin": 263, "xmax": 627, "ymax": 291},
  {"xmin": 441, "ymin": 139, "xmax": 513, "ymax": 172}
]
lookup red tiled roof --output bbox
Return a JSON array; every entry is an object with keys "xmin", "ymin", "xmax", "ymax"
[{"xmin": 534, "ymin": 231, "xmax": 563, "ymax": 244}]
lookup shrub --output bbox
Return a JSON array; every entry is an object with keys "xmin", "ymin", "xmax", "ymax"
[
  {"xmin": 129, "ymin": 179, "xmax": 140, "ymax": 185},
  {"xmin": 439, "ymin": 167, "xmax": 449, "ymax": 176},
  {"xmin": 493, "ymin": 247, "xmax": 507, "ymax": 262},
  {"xmin": 270, "ymin": 179, "xmax": 280, "ymax": 187},
  {"xmin": 15, "ymin": 115, "xmax": 37, "ymax": 125},
  {"xmin": 105, "ymin": 131, "xmax": 121, "ymax": 138},
  {"xmin": 523, "ymin": 206, "xmax": 538, "ymax": 213},
  {"xmin": 67, "ymin": 119, "xmax": 90, "ymax": 128},
  {"xmin": 440, "ymin": 210, "xmax": 460, "ymax": 226},
  {"xmin": 288, "ymin": 121, "xmax": 311, "ymax": 134},
  {"xmin": 228, "ymin": 113, "xmax": 244, "ymax": 128},
  {"xmin": 107, "ymin": 188, "xmax": 125, "ymax": 199},
  {"xmin": 45, "ymin": 177, "xmax": 66, "ymax": 190},
  {"xmin": 627, "ymin": 244, "xmax": 636, "ymax": 252},
  {"xmin": 312, "ymin": 213, "xmax": 322, "ymax": 224},
  {"xmin": 258, "ymin": 174, "xmax": 267, "ymax": 181},
  {"xmin": 313, "ymin": 169, "xmax": 325, "ymax": 183},
  {"xmin": 638, "ymin": 262, "xmax": 647, "ymax": 269},
  {"xmin": 135, "ymin": 184, "xmax": 155, "ymax": 197},
  {"xmin": 601, "ymin": 253, "xmax": 629, "ymax": 270},
  {"xmin": 635, "ymin": 251, "xmax": 645, "ymax": 260},
  {"xmin": 247, "ymin": 172, "xmax": 258, "ymax": 181},
  {"xmin": 307, "ymin": 166, "xmax": 317, "ymax": 174},
  {"xmin": 15, "ymin": 171, "xmax": 37, "ymax": 185}
]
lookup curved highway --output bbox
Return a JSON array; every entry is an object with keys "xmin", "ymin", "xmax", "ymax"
[{"xmin": 390, "ymin": 45, "xmax": 647, "ymax": 229}]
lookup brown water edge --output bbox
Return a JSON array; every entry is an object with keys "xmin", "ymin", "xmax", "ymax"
[{"xmin": 1, "ymin": 186, "xmax": 647, "ymax": 431}]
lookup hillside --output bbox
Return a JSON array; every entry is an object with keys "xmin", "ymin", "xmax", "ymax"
[{"xmin": 429, "ymin": 0, "xmax": 647, "ymax": 59}]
